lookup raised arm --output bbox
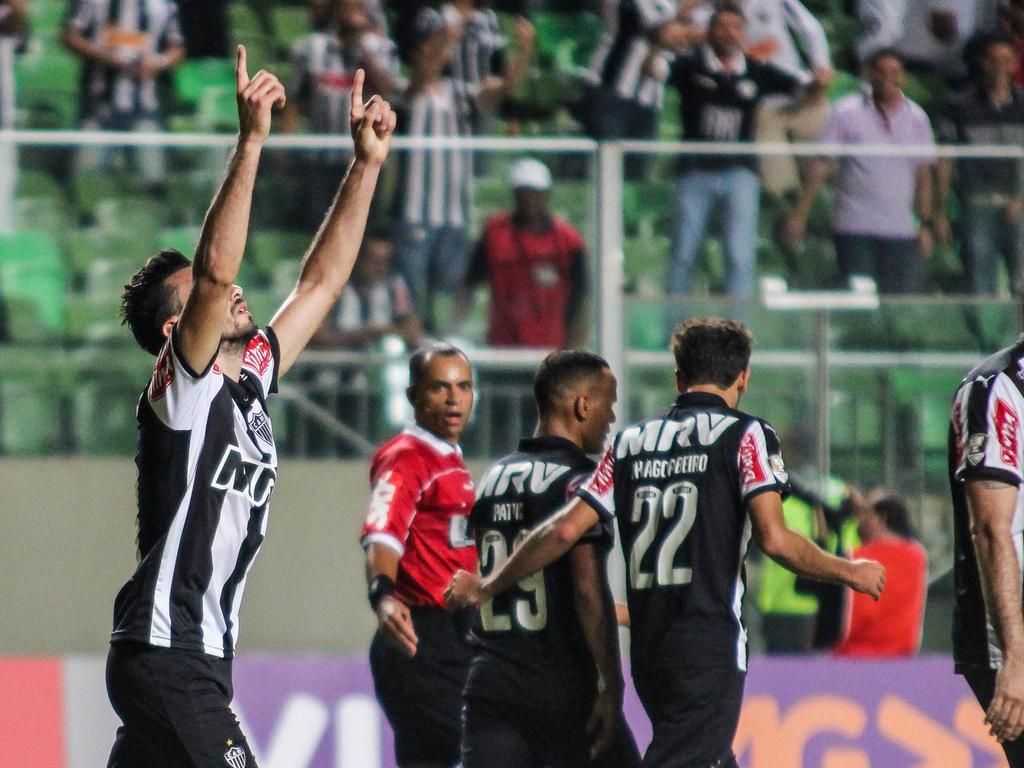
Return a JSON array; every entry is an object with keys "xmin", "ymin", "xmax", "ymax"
[
  {"xmin": 446, "ymin": 497, "xmax": 602, "ymax": 608},
  {"xmin": 748, "ymin": 491, "xmax": 885, "ymax": 598},
  {"xmin": 176, "ymin": 45, "xmax": 284, "ymax": 373},
  {"xmin": 570, "ymin": 542, "xmax": 625, "ymax": 759},
  {"xmin": 966, "ymin": 478, "xmax": 1024, "ymax": 743},
  {"xmin": 267, "ymin": 69, "xmax": 396, "ymax": 376}
]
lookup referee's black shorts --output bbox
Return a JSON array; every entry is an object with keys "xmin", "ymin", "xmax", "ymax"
[
  {"xmin": 369, "ymin": 606, "xmax": 474, "ymax": 767},
  {"xmin": 633, "ymin": 663, "xmax": 744, "ymax": 768},
  {"xmin": 105, "ymin": 641, "xmax": 256, "ymax": 768},
  {"xmin": 963, "ymin": 668, "xmax": 1024, "ymax": 767}
]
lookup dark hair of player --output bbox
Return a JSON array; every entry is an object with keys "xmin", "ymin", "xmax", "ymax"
[
  {"xmin": 121, "ymin": 249, "xmax": 192, "ymax": 356},
  {"xmin": 873, "ymin": 493, "xmax": 918, "ymax": 540},
  {"xmin": 982, "ymin": 32, "xmax": 1018, "ymax": 54},
  {"xmin": 408, "ymin": 342, "xmax": 469, "ymax": 391},
  {"xmin": 708, "ymin": 3, "xmax": 746, "ymax": 27},
  {"xmin": 866, "ymin": 46, "xmax": 904, "ymax": 69},
  {"xmin": 671, "ymin": 317, "xmax": 753, "ymax": 389},
  {"xmin": 533, "ymin": 350, "xmax": 611, "ymax": 418}
]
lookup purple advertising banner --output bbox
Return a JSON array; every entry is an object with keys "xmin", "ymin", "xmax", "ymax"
[{"xmin": 232, "ymin": 654, "xmax": 1006, "ymax": 768}]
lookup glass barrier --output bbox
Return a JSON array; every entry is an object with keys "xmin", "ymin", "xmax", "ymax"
[{"xmin": 4, "ymin": 134, "xmax": 1024, "ymax": 578}]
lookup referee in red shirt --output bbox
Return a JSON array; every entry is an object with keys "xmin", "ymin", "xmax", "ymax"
[{"xmin": 361, "ymin": 342, "xmax": 477, "ymax": 767}]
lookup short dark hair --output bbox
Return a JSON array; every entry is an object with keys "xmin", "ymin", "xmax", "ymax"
[
  {"xmin": 873, "ymin": 493, "xmax": 917, "ymax": 539},
  {"xmin": 408, "ymin": 342, "xmax": 469, "ymax": 391},
  {"xmin": 982, "ymin": 32, "xmax": 1018, "ymax": 54},
  {"xmin": 534, "ymin": 350, "xmax": 610, "ymax": 417},
  {"xmin": 121, "ymin": 249, "xmax": 192, "ymax": 356},
  {"xmin": 867, "ymin": 47, "xmax": 904, "ymax": 69},
  {"xmin": 671, "ymin": 317, "xmax": 752, "ymax": 388},
  {"xmin": 709, "ymin": 3, "xmax": 746, "ymax": 27}
]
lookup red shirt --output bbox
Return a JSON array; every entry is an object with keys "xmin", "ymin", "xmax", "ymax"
[
  {"xmin": 361, "ymin": 425, "xmax": 478, "ymax": 608},
  {"xmin": 834, "ymin": 538, "xmax": 928, "ymax": 658},
  {"xmin": 473, "ymin": 212, "xmax": 586, "ymax": 348}
]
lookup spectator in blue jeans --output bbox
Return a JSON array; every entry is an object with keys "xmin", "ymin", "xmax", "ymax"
[
  {"xmin": 392, "ymin": 7, "xmax": 471, "ymax": 332},
  {"xmin": 936, "ymin": 34, "xmax": 1024, "ymax": 296},
  {"xmin": 785, "ymin": 49, "xmax": 937, "ymax": 294},
  {"xmin": 666, "ymin": 5, "xmax": 805, "ymax": 298}
]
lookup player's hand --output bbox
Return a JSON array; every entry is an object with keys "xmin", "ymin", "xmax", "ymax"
[
  {"xmin": 235, "ymin": 44, "xmax": 286, "ymax": 145},
  {"xmin": 586, "ymin": 681, "xmax": 623, "ymax": 759},
  {"xmin": 350, "ymin": 68, "xmax": 396, "ymax": 166},
  {"xmin": 614, "ymin": 601, "xmax": 631, "ymax": 628},
  {"xmin": 444, "ymin": 569, "xmax": 481, "ymax": 609},
  {"xmin": 847, "ymin": 559, "xmax": 886, "ymax": 600},
  {"xmin": 988, "ymin": 654, "xmax": 1024, "ymax": 743},
  {"xmin": 377, "ymin": 595, "xmax": 418, "ymax": 657}
]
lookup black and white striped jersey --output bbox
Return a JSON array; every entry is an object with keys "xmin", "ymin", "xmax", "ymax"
[
  {"xmin": 578, "ymin": 392, "xmax": 789, "ymax": 674},
  {"xmin": 65, "ymin": 0, "xmax": 183, "ymax": 119},
  {"xmin": 289, "ymin": 30, "xmax": 401, "ymax": 136},
  {"xmin": 950, "ymin": 335, "xmax": 1024, "ymax": 672},
  {"xmin": 443, "ymin": 5, "xmax": 506, "ymax": 127},
  {"xmin": 466, "ymin": 436, "xmax": 614, "ymax": 708},
  {"xmin": 394, "ymin": 78, "xmax": 471, "ymax": 229},
  {"xmin": 590, "ymin": 0, "xmax": 676, "ymax": 109},
  {"xmin": 110, "ymin": 327, "xmax": 280, "ymax": 659}
]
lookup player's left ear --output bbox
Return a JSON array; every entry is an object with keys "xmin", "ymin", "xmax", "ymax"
[{"xmin": 573, "ymin": 394, "xmax": 588, "ymax": 422}]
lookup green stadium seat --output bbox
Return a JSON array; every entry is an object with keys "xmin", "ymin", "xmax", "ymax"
[
  {"xmin": 247, "ymin": 229, "xmax": 311, "ymax": 279},
  {"xmin": 72, "ymin": 376, "xmax": 142, "ymax": 454},
  {"xmin": 15, "ymin": 50, "xmax": 80, "ymax": 129},
  {"xmin": 0, "ymin": 229, "xmax": 63, "ymax": 268},
  {"xmin": 174, "ymin": 58, "xmax": 237, "ymax": 110},
  {"xmin": 16, "ymin": 169, "xmax": 64, "ymax": 200},
  {"xmin": 827, "ymin": 69, "xmax": 862, "ymax": 103},
  {"xmin": 197, "ymin": 85, "xmax": 241, "ymax": 132},
  {"xmin": 1, "ymin": 261, "xmax": 70, "ymax": 341},
  {"xmin": 0, "ymin": 379, "xmax": 62, "ymax": 455},
  {"xmin": 158, "ymin": 225, "xmax": 202, "ymax": 257},
  {"xmin": 14, "ymin": 198, "xmax": 69, "ymax": 241},
  {"xmin": 272, "ymin": 5, "xmax": 312, "ymax": 50}
]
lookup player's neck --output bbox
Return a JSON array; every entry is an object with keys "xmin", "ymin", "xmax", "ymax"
[
  {"xmin": 534, "ymin": 419, "xmax": 584, "ymax": 450},
  {"xmin": 683, "ymin": 384, "xmax": 738, "ymax": 409},
  {"xmin": 215, "ymin": 346, "xmax": 245, "ymax": 381}
]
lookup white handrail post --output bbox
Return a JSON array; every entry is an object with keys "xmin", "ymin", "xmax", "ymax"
[{"xmin": 597, "ymin": 141, "xmax": 627, "ymax": 419}]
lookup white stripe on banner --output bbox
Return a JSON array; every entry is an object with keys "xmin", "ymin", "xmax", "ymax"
[
  {"xmin": 336, "ymin": 696, "xmax": 381, "ymax": 768},
  {"xmin": 64, "ymin": 656, "xmax": 120, "ymax": 768}
]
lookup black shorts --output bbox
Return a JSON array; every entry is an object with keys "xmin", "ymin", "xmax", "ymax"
[
  {"xmin": 105, "ymin": 641, "xmax": 256, "ymax": 768},
  {"xmin": 963, "ymin": 668, "xmax": 1024, "ymax": 767},
  {"xmin": 462, "ymin": 693, "xmax": 641, "ymax": 768},
  {"xmin": 632, "ymin": 664, "xmax": 744, "ymax": 768},
  {"xmin": 369, "ymin": 606, "xmax": 473, "ymax": 766}
]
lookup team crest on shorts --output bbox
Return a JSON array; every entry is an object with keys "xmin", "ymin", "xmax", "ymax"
[{"xmin": 224, "ymin": 744, "xmax": 246, "ymax": 768}]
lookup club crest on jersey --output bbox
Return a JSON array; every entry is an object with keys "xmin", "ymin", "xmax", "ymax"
[
  {"xmin": 768, "ymin": 454, "xmax": 788, "ymax": 483},
  {"xmin": 243, "ymin": 335, "xmax": 272, "ymax": 378},
  {"xmin": 247, "ymin": 406, "xmax": 274, "ymax": 450},
  {"xmin": 224, "ymin": 745, "xmax": 246, "ymax": 768},
  {"xmin": 995, "ymin": 398, "xmax": 1020, "ymax": 468},
  {"xmin": 966, "ymin": 434, "xmax": 987, "ymax": 466},
  {"xmin": 211, "ymin": 446, "xmax": 277, "ymax": 506}
]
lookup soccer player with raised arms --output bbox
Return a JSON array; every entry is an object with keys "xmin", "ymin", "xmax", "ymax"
[{"xmin": 107, "ymin": 48, "xmax": 394, "ymax": 766}]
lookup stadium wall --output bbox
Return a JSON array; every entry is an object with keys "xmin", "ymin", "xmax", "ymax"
[
  {"xmin": 0, "ymin": 458, "xmax": 489, "ymax": 656},
  {"xmin": 0, "ymin": 654, "xmax": 1000, "ymax": 768}
]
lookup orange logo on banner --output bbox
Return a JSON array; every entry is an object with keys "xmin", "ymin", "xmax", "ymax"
[{"xmin": 735, "ymin": 694, "xmax": 1006, "ymax": 768}]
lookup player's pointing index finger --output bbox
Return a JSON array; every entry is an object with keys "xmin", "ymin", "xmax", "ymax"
[
  {"xmin": 236, "ymin": 44, "xmax": 249, "ymax": 91},
  {"xmin": 351, "ymin": 68, "xmax": 365, "ymax": 113}
]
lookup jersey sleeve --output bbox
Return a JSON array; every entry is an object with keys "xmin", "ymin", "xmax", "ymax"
[
  {"xmin": 144, "ymin": 327, "xmax": 221, "ymax": 430},
  {"xmin": 239, "ymin": 328, "xmax": 281, "ymax": 400},
  {"xmin": 737, "ymin": 419, "xmax": 791, "ymax": 506},
  {"xmin": 361, "ymin": 449, "xmax": 427, "ymax": 555},
  {"xmin": 568, "ymin": 471, "xmax": 615, "ymax": 550},
  {"xmin": 576, "ymin": 445, "xmax": 616, "ymax": 520},
  {"xmin": 953, "ymin": 373, "xmax": 1024, "ymax": 487}
]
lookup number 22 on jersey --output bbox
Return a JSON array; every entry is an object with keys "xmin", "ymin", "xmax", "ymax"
[
  {"xmin": 479, "ymin": 529, "xmax": 547, "ymax": 632},
  {"xmin": 629, "ymin": 481, "xmax": 698, "ymax": 589}
]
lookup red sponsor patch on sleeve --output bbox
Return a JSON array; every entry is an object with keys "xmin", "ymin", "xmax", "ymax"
[
  {"xmin": 739, "ymin": 430, "xmax": 768, "ymax": 487},
  {"xmin": 586, "ymin": 447, "xmax": 616, "ymax": 498},
  {"xmin": 995, "ymin": 397, "xmax": 1020, "ymax": 468},
  {"xmin": 243, "ymin": 334, "xmax": 273, "ymax": 378},
  {"xmin": 148, "ymin": 344, "xmax": 175, "ymax": 401}
]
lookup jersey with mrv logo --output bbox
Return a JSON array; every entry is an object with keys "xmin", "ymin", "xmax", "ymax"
[
  {"xmin": 111, "ymin": 327, "xmax": 280, "ymax": 659},
  {"xmin": 466, "ymin": 436, "xmax": 615, "ymax": 708},
  {"xmin": 578, "ymin": 392, "xmax": 789, "ymax": 674}
]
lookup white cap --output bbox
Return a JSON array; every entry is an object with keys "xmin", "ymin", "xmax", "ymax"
[{"xmin": 510, "ymin": 158, "xmax": 552, "ymax": 191}]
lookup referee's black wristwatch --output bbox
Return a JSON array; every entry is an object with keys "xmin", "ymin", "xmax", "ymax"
[{"xmin": 368, "ymin": 574, "xmax": 395, "ymax": 611}]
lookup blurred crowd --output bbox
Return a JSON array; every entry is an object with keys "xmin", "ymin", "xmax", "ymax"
[{"xmin": 4, "ymin": 0, "xmax": 1024, "ymax": 347}]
